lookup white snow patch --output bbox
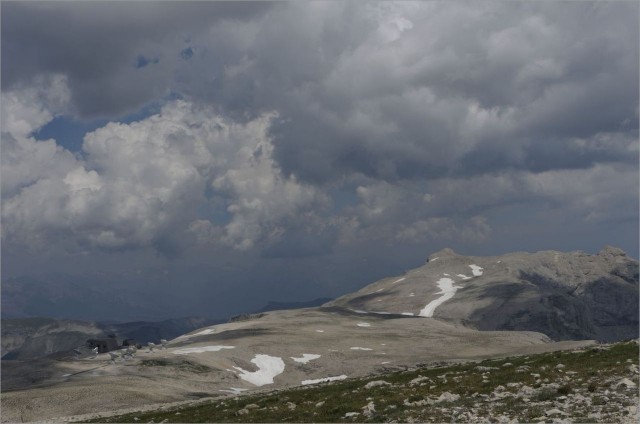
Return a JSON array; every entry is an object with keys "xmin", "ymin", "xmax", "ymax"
[
  {"xmin": 220, "ymin": 388, "xmax": 248, "ymax": 394},
  {"xmin": 350, "ymin": 347, "xmax": 373, "ymax": 351},
  {"xmin": 291, "ymin": 354, "xmax": 321, "ymax": 364},
  {"xmin": 371, "ymin": 311, "xmax": 391, "ymax": 315},
  {"xmin": 233, "ymin": 354, "xmax": 285, "ymax": 386},
  {"xmin": 497, "ymin": 260, "xmax": 502, "ymax": 263},
  {"xmin": 431, "ymin": 257, "xmax": 439, "ymax": 261},
  {"xmin": 443, "ymin": 273, "xmax": 450, "ymax": 276},
  {"xmin": 357, "ymin": 322, "xmax": 371, "ymax": 327},
  {"xmin": 469, "ymin": 264, "xmax": 484, "ymax": 276},
  {"xmin": 457, "ymin": 274, "xmax": 472, "ymax": 280},
  {"xmin": 172, "ymin": 335, "xmax": 189, "ymax": 341},
  {"xmin": 418, "ymin": 278, "xmax": 461, "ymax": 318},
  {"xmin": 316, "ymin": 329, "xmax": 325, "ymax": 333},
  {"xmin": 62, "ymin": 374, "xmax": 71, "ymax": 377},
  {"xmin": 374, "ymin": 288, "xmax": 384, "ymax": 293},
  {"xmin": 409, "ymin": 293, "xmax": 415, "ymax": 297},
  {"xmin": 401, "ymin": 312, "xmax": 414, "ymax": 316},
  {"xmin": 391, "ymin": 277, "xmax": 406, "ymax": 284},
  {"xmin": 173, "ymin": 345, "xmax": 235, "ymax": 355},
  {"xmin": 193, "ymin": 328, "xmax": 216, "ymax": 336},
  {"xmin": 381, "ymin": 361, "xmax": 391, "ymax": 364},
  {"xmin": 350, "ymin": 309, "xmax": 367, "ymax": 314},
  {"xmin": 302, "ymin": 375, "xmax": 348, "ymax": 385}
]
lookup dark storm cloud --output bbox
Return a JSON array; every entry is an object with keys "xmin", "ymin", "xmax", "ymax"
[
  {"xmin": 173, "ymin": 1, "xmax": 638, "ymax": 184},
  {"xmin": 1, "ymin": 1, "xmax": 638, "ymax": 322},
  {"xmin": 5, "ymin": 1, "xmax": 636, "ymax": 179},
  {"xmin": 1, "ymin": 1, "xmax": 274, "ymax": 118}
]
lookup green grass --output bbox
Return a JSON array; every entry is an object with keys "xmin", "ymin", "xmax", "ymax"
[{"xmin": 81, "ymin": 340, "xmax": 639, "ymax": 423}]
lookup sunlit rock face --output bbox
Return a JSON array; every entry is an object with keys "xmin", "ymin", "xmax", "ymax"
[{"xmin": 327, "ymin": 246, "xmax": 639, "ymax": 342}]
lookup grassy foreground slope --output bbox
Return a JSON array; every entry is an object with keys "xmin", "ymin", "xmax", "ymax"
[{"xmin": 84, "ymin": 340, "xmax": 639, "ymax": 423}]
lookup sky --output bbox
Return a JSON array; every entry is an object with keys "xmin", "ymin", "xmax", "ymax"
[{"xmin": 1, "ymin": 1, "xmax": 638, "ymax": 322}]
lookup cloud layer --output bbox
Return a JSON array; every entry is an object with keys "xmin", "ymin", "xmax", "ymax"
[
  {"xmin": 2, "ymin": 82, "xmax": 324, "ymax": 253},
  {"xmin": 1, "ymin": 1, "xmax": 637, "ymax": 319}
]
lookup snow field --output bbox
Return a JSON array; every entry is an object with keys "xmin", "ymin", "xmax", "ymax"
[
  {"xmin": 172, "ymin": 345, "xmax": 235, "ymax": 355},
  {"xmin": 193, "ymin": 329, "xmax": 215, "ymax": 336},
  {"xmin": 469, "ymin": 264, "xmax": 484, "ymax": 276},
  {"xmin": 220, "ymin": 388, "xmax": 247, "ymax": 394},
  {"xmin": 302, "ymin": 375, "xmax": 348, "ymax": 385},
  {"xmin": 290, "ymin": 354, "xmax": 321, "ymax": 364},
  {"xmin": 419, "ymin": 278, "xmax": 461, "ymax": 318},
  {"xmin": 233, "ymin": 354, "xmax": 285, "ymax": 386}
]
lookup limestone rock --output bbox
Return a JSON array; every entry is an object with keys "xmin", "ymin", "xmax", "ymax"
[{"xmin": 327, "ymin": 247, "xmax": 638, "ymax": 342}]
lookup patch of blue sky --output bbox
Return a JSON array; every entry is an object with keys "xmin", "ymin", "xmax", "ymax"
[
  {"xmin": 329, "ymin": 187, "xmax": 359, "ymax": 214},
  {"xmin": 135, "ymin": 54, "xmax": 159, "ymax": 69},
  {"xmin": 34, "ymin": 92, "xmax": 185, "ymax": 154},
  {"xmin": 34, "ymin": 115, "xmax": 109, "ymax": 153},
  {"xmin": 200, "ymin": 186, "xmax": 233, "ymax": 226},
  {"xmin": 181, "ymin": 47, "xmax": 194, "ymax": 60}
]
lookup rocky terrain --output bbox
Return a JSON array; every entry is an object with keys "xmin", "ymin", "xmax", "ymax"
[
  {"xmin": 81, "ymin": 339, "xmax": 640, "ymax": 423},
  {"xmin": 0, "ymin": 247, "xmax": 637, "ymax": 422},
  {"xmin": 330, "ymin": 246, "xmax": 639, "ymax": 341}
]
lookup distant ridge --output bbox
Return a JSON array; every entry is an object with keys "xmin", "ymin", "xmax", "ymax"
[
  {"xmin": 256, "ymin": 297, "xmax": 334, "ymax": 313},
  {"xmin": 1, "ymin": 316, "xmax": 221, "ymax": 360}
]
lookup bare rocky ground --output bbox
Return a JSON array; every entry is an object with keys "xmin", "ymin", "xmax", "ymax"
[
  {"xmin": 330, "ymin": 246, "xmax": 638, "ymax": 342},
  {"xmin": 0, "ymin": 308, "xmax": 592, "ymax": 422},
  {"xmin": 1, "ymin": 247, "xmax": 636, "ymax": 422},
  {"xmin": 79, "ymin": 339, "xmax": 640, "ymax": 423}
]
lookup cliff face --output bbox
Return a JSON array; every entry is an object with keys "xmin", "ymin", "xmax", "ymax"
[{"xmin": 327, "ymin": 246, "xmax": 639, "ymax": 342}]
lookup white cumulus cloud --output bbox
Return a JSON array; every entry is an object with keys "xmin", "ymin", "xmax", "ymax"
[{"xmin": 2, "ymin": 97, "xmax": 322, "ymax": 252}]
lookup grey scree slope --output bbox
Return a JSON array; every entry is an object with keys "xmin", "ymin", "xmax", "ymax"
[{"xmin": 1, "ymin": 247, "xmax": 637, "ymax": 422}]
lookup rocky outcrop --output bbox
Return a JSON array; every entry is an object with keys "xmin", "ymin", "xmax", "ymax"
[{"xmin": 327, "ymin": 246, "xmax": 638, "ymax": 342}]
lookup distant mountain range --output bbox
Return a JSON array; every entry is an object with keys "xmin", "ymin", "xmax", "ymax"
[
  {"xmin": 255, "ymin": 297, "xmax": 334, "ymax": 313},
  {"xmin": 1, "ymin": 298, "xmax": 334, "ymax": 361},
  {"xmin": 1, "ymin": 316, "xmax": 221, "ymax": 360}
]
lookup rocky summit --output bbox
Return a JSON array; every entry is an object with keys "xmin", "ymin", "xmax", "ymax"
[
  {"xmin": 1, "ymin": 247, "xmax": 637, "ymax": 422},
  {"xmin": 329, "ymin": 246, "xmax": 639, "ymax": 342}
]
